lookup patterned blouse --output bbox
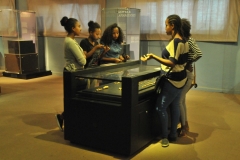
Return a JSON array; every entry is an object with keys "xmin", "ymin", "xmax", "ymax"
[
  {"xmin": 102, "ymin": 40, "xmax": 122, "ymax": 58},
  {"xmin": 187, "ymin": 37, "xmax": 202, "ymax": 62},
  {"xmin": 161, "ymin": 38, "xmax": 189, "ymax": 88}
]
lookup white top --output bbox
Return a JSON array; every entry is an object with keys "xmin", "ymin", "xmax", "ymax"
[{"xmin": 64, "ymin": 37, "xmax": 86, "ymax": 71}]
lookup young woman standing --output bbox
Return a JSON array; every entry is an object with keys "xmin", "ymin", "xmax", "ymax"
[
  {"xmin": 141, "ymin": 14, "xmax": 189, "ymax": 147},
  {"xmin": 56, "ymin": 16, "xmax": 87, "ymax": 131},
  {"xmin": 179, "ymin": 18, "xmax": 202, "ymax": 136}
]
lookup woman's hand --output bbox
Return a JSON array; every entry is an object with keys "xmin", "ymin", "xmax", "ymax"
[
  {"xmin": 114, "ymin": 58, "xmax": 122, "ymax": 63},
  {"xmin": 95, "ymin": 44, "xmax": 105, "ymax": 49},
  {"xmin": 103, "ymin": 46, "xmax": 110, "ymax": 52},
  {"xmin": 140, "ymin": 54, "xmax": 150, "ymax": 61},
  {"xmin": 119, "ymin": 55, "xmax": 128, "ymax": 61},
  {"xmin": 119, "ymin": 55, "xmax": 124, "ymax": 61},
  {"xmin": 186, "ymin": 63, "xmax": 193, "ymax": 72},
  {"xmin": 141, "ymin": 53, "xmax": 154, "ymax": 61}
]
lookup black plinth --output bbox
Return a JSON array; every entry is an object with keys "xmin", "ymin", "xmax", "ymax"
[
  {"xmin": 63, "ymin": 61, "xmax": 161, "ymax": 156},
  {"xmin": 2, "ymin": 70, "xmax": 52, "ymax": 79}
]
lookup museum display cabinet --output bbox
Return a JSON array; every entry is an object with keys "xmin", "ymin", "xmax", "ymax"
[
  {"xmin": 0, "ymin": 9, "xmax": 51, "ymax": 79},
  {"xmin": 101, "ymin": 8, "xmax": 140, "ymax": 60},
  {"xmin": 63, "ymin": 60, "xmax": 161, "ymax": 156}
]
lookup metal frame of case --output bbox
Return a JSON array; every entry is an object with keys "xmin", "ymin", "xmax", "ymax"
[{"xmin": 63, "ymin": 60, "xmax": 161, "ymax": 156}]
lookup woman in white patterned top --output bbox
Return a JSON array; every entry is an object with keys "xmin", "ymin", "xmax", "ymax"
[
  {"xmin": 55, "ymin": 16, "xmax": 87, "ymax": 131},
  {"xmin": 179, "ymin": 18, "xmax": 202, "ymax": 136},
  {"xmin": 60, "ymin": 16, "xmax": 86, "ymax": 71}
]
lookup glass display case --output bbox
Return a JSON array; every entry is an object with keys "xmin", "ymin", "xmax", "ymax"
[
  {"xmin": 0, "ymin": 9, "xmax": 38, "ymax": 74},
  {"xmin": 0, "ymin": 9, "xmax": 51, "ymax": 79},
  {"xmin": 75, "ymin": 64, "xmax": 159, "ymax": 103},
  {"xmin": 101, "ymin": 8, "xmax": 140, "ymax": 61},
  {"xmin": 63, "ymin": 60, "xmax": 161, "ymax": 156}
]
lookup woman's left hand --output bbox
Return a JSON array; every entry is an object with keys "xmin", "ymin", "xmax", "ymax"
[
  {"xmin": 186, "ymin": 64, "xmax": 193, "ymax": 72},
  {"xmin": 141, "ymin": 54, "xmax": 150, "ymax": 61},
  {"xmin": 103, "ymin": 46, "xmax": 110, "ymax": 52}
]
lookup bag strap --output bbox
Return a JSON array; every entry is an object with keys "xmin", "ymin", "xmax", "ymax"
[{"xmin": 165, "ymin": 67, "xmax": 173, "ymax": 77}]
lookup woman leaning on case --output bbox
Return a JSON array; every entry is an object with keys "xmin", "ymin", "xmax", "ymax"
[
  {"xmin": 100, "ymin": 23, "xmax": 129, "ymax": 63},
  {"xmin": 141, "ymin": 14, "xmax": 189, "ymax": 147},
  {"xmin": 55, "ymin": 16, "xmax": 87, "ymax": 131}
]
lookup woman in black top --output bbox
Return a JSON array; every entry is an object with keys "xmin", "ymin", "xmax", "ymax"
[{"xmin": 80, "ymin": 21, "xmax": 109, "ymax": 68}]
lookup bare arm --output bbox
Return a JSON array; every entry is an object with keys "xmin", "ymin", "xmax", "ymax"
[
  {"xmin": 85, "ymin": 44, "xmax": 105, "ymax": 58},
  {"xmin": 102, "ymin": 57, "xmax": 122, "ymax": 63},
  {"xmin": 141, "ymin": 53, "xmax": 175, "ymax": 68},
  {"xmin": 99, "ymin": 46, "xmax": 110, "ymax": 59}
]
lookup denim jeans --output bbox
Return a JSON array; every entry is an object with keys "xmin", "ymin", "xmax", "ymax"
[
  {"xmin": 155, "ymin": 79, "xmax": 183, "ymax": 138},
  {"xmin": 179, "ymin": 71, "xmax": 193, "ymax": 126}
]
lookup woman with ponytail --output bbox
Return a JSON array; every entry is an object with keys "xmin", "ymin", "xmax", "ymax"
[
  {"xmin": 60, "ymin": 16, "xmax": 86, "ymax": 71},
  {"xmin": 141, "ymin": 14, "xmax": 189, "ymax": 147},
  {"xmin": 56, "ymin": 16, "xmax": 87, "ymax": 131}
]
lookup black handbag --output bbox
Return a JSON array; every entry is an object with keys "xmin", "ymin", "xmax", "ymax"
[{"xmin": 154, "ymin": 68, "xmax": 172, "ymax": 94}]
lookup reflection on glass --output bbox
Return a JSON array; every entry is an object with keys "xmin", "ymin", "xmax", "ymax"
[
  {"xmin": 138, "ymin": 77, "xmax": 157, "ymax": 91},
  {"xmin": 77, "ymin": 64, "xmax": 160, "ymax": 81}
]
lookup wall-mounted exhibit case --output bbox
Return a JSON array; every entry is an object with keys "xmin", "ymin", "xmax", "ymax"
[
  {"xmin": 63, "ymin": 60, "xmax": 162, "ymax": 156},
  {"xmin": 0, "ymin": 9, "xmax": 51, "ymax": 79},
  {"xmin": 101, "ymin": 8, "xmax": 140, "ymax": 61}
]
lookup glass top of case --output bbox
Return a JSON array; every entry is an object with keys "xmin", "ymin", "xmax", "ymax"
[{"xmin": 77, "ymin": 64, "xmax": 161, "ymax": 81}]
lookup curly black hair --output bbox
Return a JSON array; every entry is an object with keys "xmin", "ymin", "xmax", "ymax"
[
  {"xmin": 181, "ymin": 18, "xmax": 192, "ymax": 39},
  {"xmin": 100, "ymin": 23, "xmax": 124, "ymax": 46}
]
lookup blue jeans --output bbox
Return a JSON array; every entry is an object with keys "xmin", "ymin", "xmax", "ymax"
[
  {"xmin": 179, "ymin": 71, "xmax": 193, "ymax": 126},
  {"xmin": 155, "ymin": 79, "xmax": 183, "ymax": 138}
]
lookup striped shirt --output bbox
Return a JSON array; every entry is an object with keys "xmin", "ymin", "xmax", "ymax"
[
  {"xmin": 188, "ymin": 37, "xmax": 202, "ymax": 62},
  {"xmin": 161, "ymin": 38, "xmax": 189, "ymax": 88}
]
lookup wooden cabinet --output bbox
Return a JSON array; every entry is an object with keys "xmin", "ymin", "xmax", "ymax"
[{"xmin": 4, "ymin": 53, "xmax": 38, "ymax": 74}]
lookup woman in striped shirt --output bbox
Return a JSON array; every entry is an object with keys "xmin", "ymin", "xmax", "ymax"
[
  {"xmin": 141, "ymin": 14, "xmax": 189, "ymax": 147},
  {"xmin": 178, "ymin": 18, "xmax": 202, "ymax": 136}
]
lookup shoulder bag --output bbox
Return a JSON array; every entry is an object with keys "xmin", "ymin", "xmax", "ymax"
[{"xmin": 154, "ymin": 68, "xmax": 172, "ymax": 94}]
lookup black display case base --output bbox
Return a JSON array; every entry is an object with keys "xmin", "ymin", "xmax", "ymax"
[{"xmin": 2, "ymin": 70, "xmax": 52, "ymax": 79}]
